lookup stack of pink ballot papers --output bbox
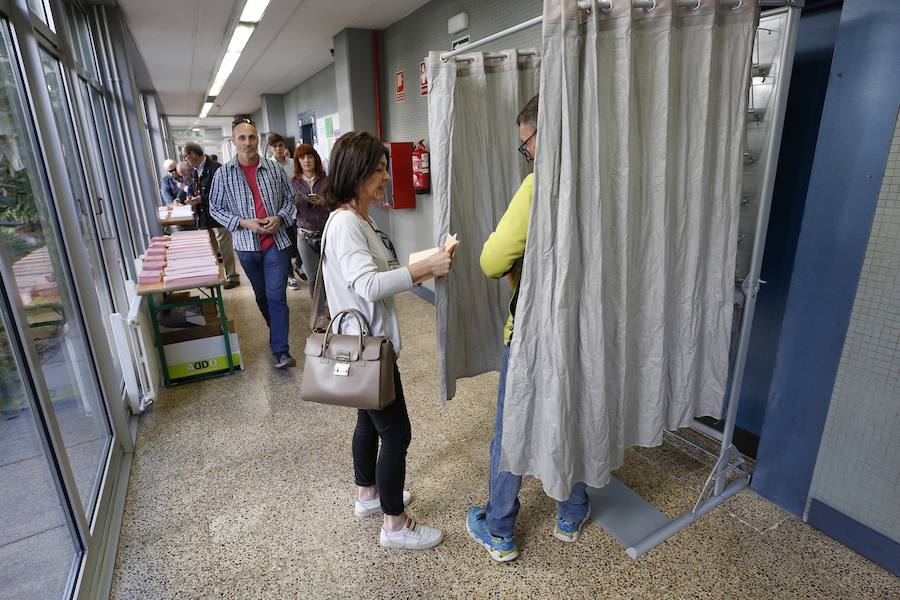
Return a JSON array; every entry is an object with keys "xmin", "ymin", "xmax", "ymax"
[
  {"xmin": 163, "ymin": 231, "xmax": 220, "ymax": 286},
  {"xmin": 138, "ymin": 236, "xmax": 169, "ymax": 284}
]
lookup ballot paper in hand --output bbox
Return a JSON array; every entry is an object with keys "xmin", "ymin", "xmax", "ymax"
[{"xmin": 408, "ymin": 233, "xmax": 459, "ymax": 265}]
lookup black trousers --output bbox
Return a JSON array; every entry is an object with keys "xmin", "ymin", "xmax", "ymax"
[{"xmin": 352, "ymin": 365, "xmax": 411, "ymax": 516}]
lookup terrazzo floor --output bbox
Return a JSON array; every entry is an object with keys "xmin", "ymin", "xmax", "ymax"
[{"xmin": 110, "ymin": 273, "xmax": 900, "ymax": 599}]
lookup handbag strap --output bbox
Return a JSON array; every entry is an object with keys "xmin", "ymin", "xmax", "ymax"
[
  {"xmin": 310, "ymin": 212, "xmax": 383, "ymax": 334},
  {"xmin": 309, "ymin": 225, "xmax": 328, "ymax": 331}
]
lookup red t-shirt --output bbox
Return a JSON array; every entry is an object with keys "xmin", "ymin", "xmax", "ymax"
[{"xmin": 240, "ymin": 163, "xmax": 275, "ymax": 252}]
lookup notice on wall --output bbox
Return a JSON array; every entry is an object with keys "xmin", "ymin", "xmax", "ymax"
[
  {"xmin": 314, "ymin": 113, "xmax": 341, "ymax": 170},
  {"xmin": 420, "ymin": 61, "xmax": 428, "ymax": 96},
  {"xmin": 395, "ymin": 70, "xmax": 406, "ymax": 102}
]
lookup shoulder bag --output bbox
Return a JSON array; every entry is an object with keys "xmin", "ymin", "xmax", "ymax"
[{"xmin": 300, "ymin": 224, "xmax": 396, "ymax": 410}]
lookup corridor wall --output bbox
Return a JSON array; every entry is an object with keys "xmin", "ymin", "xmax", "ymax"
[{"xmin": 752, "ymin": 0, "xmax": 900, "ymax": 573}]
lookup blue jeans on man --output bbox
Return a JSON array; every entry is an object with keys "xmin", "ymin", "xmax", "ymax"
[
  {"xmin": 235, "ymin": 245, "xmax": 292, "ymax": 355},
  {"xmin": 485, "ymin": 346, "xmax": 589, "ymax": 539}
]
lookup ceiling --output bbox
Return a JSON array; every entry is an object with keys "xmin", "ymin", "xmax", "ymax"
[{"xmin": 118, "ymin": 0, "xmax": 430, "ymax": 122}]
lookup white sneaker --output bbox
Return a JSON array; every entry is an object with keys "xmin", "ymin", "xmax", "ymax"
[
  {"xmin": 379, "ymin": 518, "xmax": 444, "ymax": 550},
  {"xmin": 355, "ymin": 490, "xmax": 412, "ymax": 517}
]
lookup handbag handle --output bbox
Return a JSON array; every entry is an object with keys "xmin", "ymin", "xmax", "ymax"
[
  {"xmin": 331, "ymin": 309, "xmax": 371, "ymax": 335},
  {"xmin": 322, "ymin": 309, "xmax": 369, "ymax": 358}
]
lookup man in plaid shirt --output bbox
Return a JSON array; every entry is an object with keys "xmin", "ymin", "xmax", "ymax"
[{"xmin": 210, "ymin": 116, "xmax": 298, "ymax": 369}]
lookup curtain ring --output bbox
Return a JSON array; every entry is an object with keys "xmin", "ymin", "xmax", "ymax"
[
  {"xmin": 730, "ymin": 0, "xmax": 744, "ymax": 9},
  {"xmin": 643, "ymin": 0, "xmax": 658, "ymax": 12},
  {"xmin": 687, "ymin": 0, "xmax": 701, "ymax": 10}
]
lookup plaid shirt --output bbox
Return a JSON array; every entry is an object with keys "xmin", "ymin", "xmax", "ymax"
[{"xmin": 209, "ymin": 156, "xmax": 297, "ymax": 251}]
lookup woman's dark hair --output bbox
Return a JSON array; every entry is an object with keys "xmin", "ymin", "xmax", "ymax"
[
  {"xmin": 324, "ymin": 131, "xmax": 389, "ymax": 210},
  {"xmin": 293, "ymin": 143, "xmax": 326, "ymax": 180}
]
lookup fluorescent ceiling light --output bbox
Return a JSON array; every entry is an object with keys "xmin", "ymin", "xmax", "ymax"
[
  {"xmin": 199, "ymin": 102, "xmax": 213, "ymax": 118},
  {"xmin": 208, "ymin": 51, "xmax": 241, "ymax": 96},
  {"xmin": 227, "ymin": 23, "xmax": 255, "ymax": 53},
  {"xmin": 239, "ymin": 0, "xmax": 270, "ymax": 23}
]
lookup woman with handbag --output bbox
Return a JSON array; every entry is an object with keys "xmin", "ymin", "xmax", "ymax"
[
  {"xmin": 293, "ymin": 143, "xmax": 331, "ymax": 330},
  {"xmin": 321, "ymin": 131, "xmax": 453, "ymax": 550}
]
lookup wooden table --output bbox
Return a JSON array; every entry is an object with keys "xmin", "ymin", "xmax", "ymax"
[{"xmin": 136, "ymin": 266, "xmax": 235, "ymax": 386}]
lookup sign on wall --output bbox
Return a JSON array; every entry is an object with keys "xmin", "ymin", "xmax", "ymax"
[{"xmin": 395, "ymin": 69, "xmax": 406, "ymax": 102}]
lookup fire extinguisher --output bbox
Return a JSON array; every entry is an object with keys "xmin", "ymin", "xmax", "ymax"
[{"xmin": 411, "ymin": 140, "xmax": 430, "ymax": 194}]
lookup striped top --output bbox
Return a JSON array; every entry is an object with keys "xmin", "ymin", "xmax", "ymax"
[{"xmin": 209, "ymin": 156, "xmax": 297, "ymax": 252}]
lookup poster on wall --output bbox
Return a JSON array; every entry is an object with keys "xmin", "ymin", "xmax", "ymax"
[
  {"xmin": 420, "ymin": 61, "xmax": 428, "ymax": 96},
  {"xmin": 314, "ymin": 113, "xmax": 341, "ymax": 170},
  {"xmin": 395, "ymin": 69, "xmax": 406, "ymax": 102}
]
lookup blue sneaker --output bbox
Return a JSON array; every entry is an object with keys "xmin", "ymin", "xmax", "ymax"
[
  {"xmin": 466, "ymin": 506, "xmax": 518, "ymax": 562},
  {"xmin": 553, "ymin": 513, "xmax": 590, "ymax": 543}
]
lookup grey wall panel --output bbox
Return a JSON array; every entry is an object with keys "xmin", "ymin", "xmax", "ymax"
[
  {"xmin": 282, "ymin": 63, "xmax": 338, "ymax": 142},
  {"xmin": 808, "ymin": 113, "xmax": 900, "ymax": 543}
]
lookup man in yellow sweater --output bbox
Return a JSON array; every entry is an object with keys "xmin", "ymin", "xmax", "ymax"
[{"xmin": 466, "ymin": 95, "xmax": 590, "ymax": 562}]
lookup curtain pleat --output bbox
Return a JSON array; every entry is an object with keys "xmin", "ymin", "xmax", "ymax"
[{"xmin": 427, "ymin": 50, "xmax": 540, "ymax": 406}]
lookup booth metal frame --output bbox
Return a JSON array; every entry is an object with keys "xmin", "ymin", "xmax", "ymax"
[{"xmin": 438, "ymin": 0, "xmax": 804, "ymax": 558}]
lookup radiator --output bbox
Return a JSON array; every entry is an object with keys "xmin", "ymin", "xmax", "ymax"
[{"xmin": 109, "ymin": 281, "xmax": 158, "ymax": 414}]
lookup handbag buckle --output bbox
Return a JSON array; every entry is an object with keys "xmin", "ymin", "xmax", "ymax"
[{"xmin": 334, "ymin": 355, "xmax": 351, "ymax": 377}]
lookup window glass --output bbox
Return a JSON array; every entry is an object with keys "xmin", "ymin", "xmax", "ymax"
[
  {"xmin": 27, "ymin": 0, "xmax": 56, "ymax": 32},
  {"xmin": 0, "ymin": 24, "xmax": 111, "ymax": 520},
  {"xmin": 0, "ymin": 319, "xmax": 79, "ymax": 599},
  {"xmin": 39, "ymin": 50, "xmax": 116, "ymax": 314},
  {"xmin": 64, "ymin": 3, "xmax": 98, "ymax": 80}
]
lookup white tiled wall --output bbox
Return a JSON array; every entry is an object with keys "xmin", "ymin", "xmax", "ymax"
[{"xmin": 809, "ymin": 112, "xmax": 900, "ymax": 542}]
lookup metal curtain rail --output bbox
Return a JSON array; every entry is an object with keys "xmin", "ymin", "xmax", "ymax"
[{"xmin": 440, "ymin": 0, "xmax": 747, "ymax": 62}]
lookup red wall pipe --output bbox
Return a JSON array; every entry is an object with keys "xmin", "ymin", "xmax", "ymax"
[{"xmin": 372, "ymin": 30, "xmax": 383, "ymax": 140}]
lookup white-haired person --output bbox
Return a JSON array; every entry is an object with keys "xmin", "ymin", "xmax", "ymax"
[{"xmin": 159, "ymin": 158, "xmax": 182, "ymax": 205}]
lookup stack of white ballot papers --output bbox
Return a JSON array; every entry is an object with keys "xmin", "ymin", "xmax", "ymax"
[{"xmin": 408, "ymin": 233, "xmax": 459, "ymax": 265}]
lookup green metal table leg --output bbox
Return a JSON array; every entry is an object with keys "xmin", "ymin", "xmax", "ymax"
[
  {"xmin": 147, "ymin": 293, "xmax": 171, "ymax": 386},
  {"xmin": 215, "ymin": 285, "xmax": 234, "ymax": 374}
]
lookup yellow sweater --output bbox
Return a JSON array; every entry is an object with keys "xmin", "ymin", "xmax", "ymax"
[{"xmin": 480, "ymin": 174, "xmax": 534, "ymax": 345}]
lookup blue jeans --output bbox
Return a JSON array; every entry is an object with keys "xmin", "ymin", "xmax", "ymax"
[
  {"xmin": 236, "ymin": 245, "xmax": 292, "ymax": 355},
  {"xmin": 485, "ymin": 346, "xmax": 589, "ymax": 539}
]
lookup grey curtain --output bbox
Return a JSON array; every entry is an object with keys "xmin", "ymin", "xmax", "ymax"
[
  {"xmin": 503, "ymin": 0, "xmax": 758, "ymax": 500},
  {"xmin": 427, "ymin": 50, "xmax": 540, "ymax": 406}
]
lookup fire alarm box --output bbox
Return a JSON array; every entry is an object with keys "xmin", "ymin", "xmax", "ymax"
[{"xmin": 378, "ymin": 141, "xmax": 416, "ymax": 209}]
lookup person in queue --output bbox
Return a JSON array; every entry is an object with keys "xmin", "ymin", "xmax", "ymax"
[
  {"xmin": 292, "ymin": 143, "xmax": 330, "ymax": 330},
  {"xmin": 268, "ymin": 132, "xmax": 304, "ymax": 291},
  {"xmin": 159, "ymin": 159, "xmax": 181, "ymax": 205},
  {"xmin": 209, "ymin": 116, "xmax": 298, "ymax": 369},
  {"xmin": 174, "ymin": 161, "xmax": 194, "ymax": 205},
  {"xmin": 321, "ymin": 131, "xmax": 453, "ymax": 550},
  {"xmin": 466, "ymin": 94, "xmax": 590, "ymax": 561}
]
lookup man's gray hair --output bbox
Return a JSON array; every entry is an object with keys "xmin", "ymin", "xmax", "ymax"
[
  {"xmin": 183, "ymin": 141, "xmax": 204, "ymax": 158},
  {"xmin": 516, "ymin": 94, "xmax": 539, "ymax": 130},
  {"xmin": 176, "ymin": 160, "xmax": 192, "ymax": 174}
]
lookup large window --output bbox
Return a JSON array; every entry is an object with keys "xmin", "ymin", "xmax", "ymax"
[{"xmin": 0, "ymin": 21, "xmax": 111, "ymax": 526}]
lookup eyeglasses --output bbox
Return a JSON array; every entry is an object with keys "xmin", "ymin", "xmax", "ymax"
[
  {"xmin": 168, "ymin": 168, "xmax": 177, "ymax": 173},
  {"xmin": 518, "ymin": 131, "xmax": 536, "ymax": 161}
]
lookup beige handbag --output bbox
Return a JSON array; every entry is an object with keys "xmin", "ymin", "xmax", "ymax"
[{"xmin": 300, "ymin": 230, "xmax": 396, "ymax": 410}]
